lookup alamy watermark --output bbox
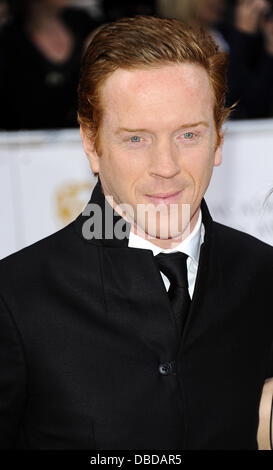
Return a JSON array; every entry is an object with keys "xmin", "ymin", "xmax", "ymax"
[{"xmin": 82, "ymin": 196, "xmax": 191, "ymax": 241}]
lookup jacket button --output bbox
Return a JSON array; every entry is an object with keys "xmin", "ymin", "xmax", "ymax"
[{"xmin": 158, "ymin": 361, "xmax": 174, "ymax": 376}]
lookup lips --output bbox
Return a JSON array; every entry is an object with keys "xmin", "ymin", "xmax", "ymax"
[{"xmin": 145, "ymin": 190, "xmax": 183, "ymax": 205}]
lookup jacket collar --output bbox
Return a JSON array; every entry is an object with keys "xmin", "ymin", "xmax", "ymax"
[{"xmin": 73, "ymin": 177, "xmax": 214, "ymax": 248}]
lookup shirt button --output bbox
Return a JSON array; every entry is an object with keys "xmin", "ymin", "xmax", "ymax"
[{"xmin": 158, "ymin": 361, "xmax": 174, "ymax": 376}]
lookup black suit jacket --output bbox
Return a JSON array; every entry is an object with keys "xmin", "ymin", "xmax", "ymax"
[{"xmin": 0, "ymin": 180, "xmax": 272, "ymax": 450}]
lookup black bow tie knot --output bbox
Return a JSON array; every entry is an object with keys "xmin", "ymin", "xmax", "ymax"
[{"xmin": 155, "ymin": 252, "xmax": 191, "ymax": 336}]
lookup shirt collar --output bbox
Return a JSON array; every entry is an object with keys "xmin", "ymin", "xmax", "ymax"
[{"xmin": 128, "ymin": 208, "xmax": 204, "ymax": 264}]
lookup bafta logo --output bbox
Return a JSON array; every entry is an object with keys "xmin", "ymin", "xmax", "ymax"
[{"xmin": 54, "ymin": 181, "xmax": 94, "ymax": 226}]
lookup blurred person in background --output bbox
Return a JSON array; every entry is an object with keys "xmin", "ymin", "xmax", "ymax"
[
  {"xmin": 157, "ymin": 0, "xmax": 273, "ymax": 119},
  {"xmin": 157, "ymin": 0, "xmax": 230, "ymax": 51},
  {"xmin": 0, "ymin": 0, "xmax": 101, "ymax": 130},
  {"xmin": 70, "ymin": 0, "xmax": 105, "ymax": 22},
  {"xmin": 0, "ymin": 0, "xmax": 8, "ymax": 28},
  {"xmin": 229, "ymin": 0, "xmax": 273, "ymax": 118}
]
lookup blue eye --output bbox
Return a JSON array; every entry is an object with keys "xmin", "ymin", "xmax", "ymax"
[
  {"xmin": 184, "ymin": 132, "xmax": 194, "ymax": 139},
  {"xmin": 130, "ymin": 136, "xmax": 141, "ymax": 143}
]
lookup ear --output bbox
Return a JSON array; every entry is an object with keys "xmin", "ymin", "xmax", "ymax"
[
  {"xmin": 214, "ymin": 130, "xmax": 224, "ymax": 167},
  {"xmin": 80, "ymin": 125, "xmax": 100, "ymax": 174}
]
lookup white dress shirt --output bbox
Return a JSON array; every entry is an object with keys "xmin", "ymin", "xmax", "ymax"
[{"xmin": 128, "ymin": 209, "xmax": 205, "ymax": 299}]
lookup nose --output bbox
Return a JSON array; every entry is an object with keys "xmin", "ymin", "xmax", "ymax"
[{"xmin": 149, "ymin": 140, "xmax": 180, "ymax": 179}]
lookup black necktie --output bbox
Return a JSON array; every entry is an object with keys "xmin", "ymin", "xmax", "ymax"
[{"xmin": 155, "ymin": 252, "xmax": 191, "ymax": 336}]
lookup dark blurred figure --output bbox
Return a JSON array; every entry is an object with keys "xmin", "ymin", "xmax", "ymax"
[
  {"xmin": 0, "ymin": 0, "xmax": 101, "ymax": 130},
  {"xmin": 227, "ymin": 0, "xmax": 273, "ymax": 118},
  {"xmin": 158, "ymin": 0, "xmax": 230, "ymax": 50},
  {"xmin": 157, "ymin": 0, "xmax": 273, "ymax": 119},
  {"xmin": 0, "ymin": 0, "xmax": 8, "ymax": 29},
  {"xmin": 103, "ymin": 0, "xmax": 156, "ymax": 21}
]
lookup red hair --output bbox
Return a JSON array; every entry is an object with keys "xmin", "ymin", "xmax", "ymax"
[{"xmin": 78, "ymin": 15, "xmax": 234, "ymax": 151}]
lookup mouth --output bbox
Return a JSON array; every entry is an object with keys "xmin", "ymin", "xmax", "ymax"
[{"xmin": 144, "ymin": 190, "xmax": 183, "ymax": 205}]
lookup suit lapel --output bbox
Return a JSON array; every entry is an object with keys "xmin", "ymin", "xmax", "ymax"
[
  {"xmin": 73, "ymin": 179, "xmax": 223, "ymax": 355},
  {"xmin": 178, "ymin": 199, "xmax": 223, "ymax": 353},
  {"xmin": 100, "ymin": 245, "xmax": 181, "ymax": 358}
]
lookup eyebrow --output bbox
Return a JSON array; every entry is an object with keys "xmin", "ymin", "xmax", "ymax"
[{"xmin": 116, "ymin": 121, "xmax": 209, "ymax": 134}]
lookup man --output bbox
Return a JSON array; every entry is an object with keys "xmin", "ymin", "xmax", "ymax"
[{"xmin": 0, "ymin": 16, "xmax": 272, "ymax": 450}]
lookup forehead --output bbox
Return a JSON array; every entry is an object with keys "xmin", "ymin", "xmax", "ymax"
[{"xmin": 100, "ymin": 63, "xmax": 214, "ymax": 129}]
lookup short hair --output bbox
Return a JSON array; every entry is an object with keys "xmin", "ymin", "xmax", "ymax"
[{"xmin": 78, "ymin": 15, "xmax": 233, "ymax": 152}]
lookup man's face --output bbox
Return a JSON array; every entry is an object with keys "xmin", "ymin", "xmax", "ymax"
[{"xmin": 81, "ymin": 63, "xmax": 223, "ymax": 243}]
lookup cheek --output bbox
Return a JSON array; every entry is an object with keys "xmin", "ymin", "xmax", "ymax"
[
  {"xmin": 110, "ymin": 148, "xmax": 148, "ymax": 179},
  {"xmin": 182, "ymin": 147, "xmax": 216, "ymax": 184},
  {"xmin": 100, "ymin": 148, "xmax": 145, "ymax": 197},
  {"xmin": 98, "ymin": 145, "xmax": 122, "ymax": 176}
]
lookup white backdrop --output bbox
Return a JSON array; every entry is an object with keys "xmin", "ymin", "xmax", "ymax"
[{"xmin": 0, "ymin": 119, "xmax": 273, "ymax": 260}]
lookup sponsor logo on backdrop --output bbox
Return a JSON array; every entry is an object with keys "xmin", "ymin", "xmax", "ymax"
[{"xmin": 54, "ymin": 181, "xmax": 94, "ymax": 226}]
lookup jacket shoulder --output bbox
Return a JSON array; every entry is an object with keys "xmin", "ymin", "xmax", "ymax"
[
  {"xmin": 212, "ymin": 220, "xmax": 273, "ymax": 273},
  {"xmin": 213, "ymin": 220, "xmax": 273, "ymax": 251},
  {"xmin": 1, "ymin": 221, "xmax": 72, "ymax": 263},
  {"xmin": 0, "ymin": 219, "xmax": 86, "ymax": 291}
]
